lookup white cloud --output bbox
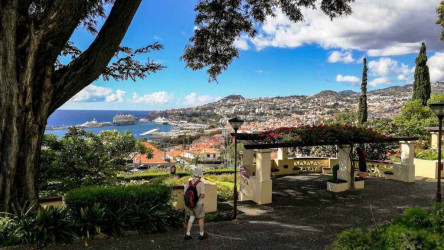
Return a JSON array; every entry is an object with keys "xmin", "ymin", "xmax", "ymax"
[
  {"xmin": 369, "ymin": 77, "xmax": 391, "ymax": 87},
  {"xmin": 234, "ymin": 36, "xmax": 249, "ymax": 50},
  {"xmin": 72, "ymin": 85, "xmax": 113, "ymax": 102},
  {"xmin": 428, "ymin": 52, "xmax": 444, "ymax": 83},
  {"xmin": 368, "ymin": 57, "xmax": 414, "ymax": 82},
  {"xmin": 106, "ymin": 90, "xmax": 126, "ymax": 103},
  {"xmin": 328, "ymin": 51, "xmax": 354, "ymax": 63},
  {"xmin": 132, "ymin": 91, "xmax": 174, "ymax": 104},
  {"xmin": 183, "ymin": 93, "xmax": 218, "ymax": 107},
  {"xmin": 247, "ymin": 1, "xmax": 443, "ymax": 56},
  {"xmin": 336, "ymin": 74, "xmax": 360, "ymax": 84}
]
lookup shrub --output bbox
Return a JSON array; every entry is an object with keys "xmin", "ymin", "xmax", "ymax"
[
  {"xmin": 0, "ymin": 217, "xmax": 21, "ymax": 246},
  {"xmin": 331, "ymin": 227, "xmax": 372, "ymax": 250},
  {"xmin": 416, "ymin": 149, "xmax": 444, "ymax": 160},
  {"xmin": 32, "ymin": 206, "xmax": 76, "ymax": 247},
  {"xmin": 214, "ymin": 181, "xmax": 235, "ymax": 202},
  {"xmin": 117, "ymin": 168, "xmax": 234, "ymax": 182},
  {"xmin": 205, "ymin": 169, "xmax": 235, "ymax": 175},
  {"xmin": 331, "ymin": 203, "xmax": 444, "ymax": 249},
  {"xmin": 118, "ymin": 171, "xmax": 191, "ymax": 181},
  {"xmin": 205, "ymin": 210, "xmax": 233, "ymax": 222},
  {"xmin": 0, "ymin": 205, "xmax": 76, "ymax": 248},
  {"xmin": 393, "ymin": 206, "xmax": 431, "ymax": 229},
  {"xmin": 76, "ymin": 203, "xmax": 106, "ymax": 238},
  {"xmin": 65, "ymin": 184, "xmax": 171, "ymax": 212}
]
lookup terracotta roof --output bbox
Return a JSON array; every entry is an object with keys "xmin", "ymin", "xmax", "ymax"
[{"xmin": 134, "ymin": 142, "xmax": 174, "ymax": 164}]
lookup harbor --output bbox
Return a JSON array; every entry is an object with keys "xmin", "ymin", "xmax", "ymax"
[{"xmin": 45, "ymin": 110, "xmax": 210, "ymax": 140}]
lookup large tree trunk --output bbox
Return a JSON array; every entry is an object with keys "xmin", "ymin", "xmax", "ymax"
[{"xmin": 0, "ymin": 0, "xmax": 142, "ymax": 211}]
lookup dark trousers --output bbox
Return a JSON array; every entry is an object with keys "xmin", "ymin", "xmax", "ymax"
[{"xmin": 359, "ymin": 162, "xmax": 367, "ymax": 172}]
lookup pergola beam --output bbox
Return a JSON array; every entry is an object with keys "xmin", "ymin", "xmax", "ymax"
[{"xmin": 231, "ymin": 133, "xmax": 418, "ymax": 149}]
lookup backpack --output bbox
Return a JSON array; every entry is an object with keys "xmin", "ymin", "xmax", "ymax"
[{"xmin": 184, "ymin": 179, "xmax": 201, "ymax": 208}]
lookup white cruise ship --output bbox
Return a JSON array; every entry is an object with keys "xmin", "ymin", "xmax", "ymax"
[
  {"xmin": 154, "ymin": 117, "xmax": 169, "ymax": 124},
  {"xmin": 78, "ymin": 118, "xmax": 102, "ymax": 128},
  {"xmin": 113, "ymin": 114, "xmax": 138, "ymax": 125}
]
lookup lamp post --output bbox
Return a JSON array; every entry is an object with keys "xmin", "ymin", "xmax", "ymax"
[
  {"xmin": 228, "ymin": 117, "xmax": 244, "ymax": 219},
  {"xmin": 429, "ymin": 102, "xmax": 444, "ymax": 202}
]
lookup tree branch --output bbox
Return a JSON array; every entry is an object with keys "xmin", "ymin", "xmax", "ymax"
[{"xmin": 51, "ymin": 0, "xmax": 142, "ymax": 113}]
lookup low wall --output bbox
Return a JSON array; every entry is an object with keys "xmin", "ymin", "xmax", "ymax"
[
  {"xmin": 40, "ymin": 196, "xmax": 64, "ymax": 208},
  {"xmin": 415, "ymin": 158, "xmax": 444, "ymax": 179},
  {"xmin": 272, "ymin": 157, "xmax": 329, "ymax": 176},
  {"xmin": 172, "ymin": 179, "xmax": 218, "ymax": 212}
]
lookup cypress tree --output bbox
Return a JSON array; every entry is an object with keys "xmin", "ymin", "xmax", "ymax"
[
  {"xmin": 412, "ymin": 43, "xmax": 431, "ymax": 106},
  {"xmin": 358, "ymin": 58, "xmax": 368, "ymax": 125}
]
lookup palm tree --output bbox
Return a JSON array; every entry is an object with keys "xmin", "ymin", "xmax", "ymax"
[{"xmin": 136, "ymin": 142, "xmax": 154, "ymax": 166}]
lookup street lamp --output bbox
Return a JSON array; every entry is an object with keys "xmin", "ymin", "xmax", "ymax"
[
  {"xmin": 429, "ymin": 102, "xmax": 444, "ymax": 202},
  {"xmin": 228, "ymin": 117, "xmax": 244, "ymax": 219}
]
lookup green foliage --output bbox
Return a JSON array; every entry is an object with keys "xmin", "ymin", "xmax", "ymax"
[
  {"xmin": 358, "ymin": 58, "xmax": 368, "ymax": 125},
  {"xmin": 416, "ymin": 149, "xmax": 444, "ymax": 160},
  {"xmin": 77, "ymin": 203, "xmax": 106, "ymax": 238},
  {"xmin": 222, "ymin": 142, "xmax": 244, "ymax": 167},
  {"xmin": 118, "ymin": 168, "xmax": 234, "ymax": 182},
  {"xmin": 364, "ymin": 118, "xmax": 398, "ymax": 136},
  {"xmin": 0, "ymin": 205, "xmax": 76, "ymax": 248},
  {"xmin": 205, "ymin": 210, "xmax": 233, "ymax": 222},
  {"xmin": 32, "ymin": 206, "xmax": 76, "ymax": 247},
  {"xmin": 438, "ymin": 1, "xmax": 444, "ymax": 41},
  {"xmin": 412, "ymin": 43, "xmax": 431, "ymax": 106},
  {"xmin": 428, "ymin": 94, "xmax": 444, "ymax": 104},
  {"xmin": 40, "ymin": 128, "xmax": 138, "ymax": 193},
  {"xmin": 332, "ymin": 109, "xmax": 358, "ymax": 125},
  {"xmin": 213, "ymin": 181, "xmax": 236, "ymax": 202},
  {"xmin": 64, "ymin": 184, "xmax": 171, "ymax": 212},
  {"xmin": 332, "ymin": 203, "xmax": 444, "ymax": 249},
  {"xmin": 392, "ymin": 99, "xmax": 437, "ymax": 139}
]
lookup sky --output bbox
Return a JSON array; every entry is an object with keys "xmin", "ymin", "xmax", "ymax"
[{"xmin": 60, "ymin": 0, "xmax": 444, "ymax": 111}]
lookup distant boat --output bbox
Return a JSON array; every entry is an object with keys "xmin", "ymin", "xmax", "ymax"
[
  {"xmin": 139, "ymin": 118, "xmax": 149, "ymax": 123},
  {"xmin": 113, "ymin": 114, "xmax": 137, "ymax": 125},
  {"xmin": 140, "ymin": 128, "xmax": 159, "ymax": 136},
  {"xmin": 154, "ymin": 117, "xmax": 169, "ymax": 124},
  {"xmin": 78, "ymin": 118, "xmax": 102, "ymax": 128}
]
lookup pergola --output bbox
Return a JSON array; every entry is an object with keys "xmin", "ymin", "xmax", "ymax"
[{"xmin": 232, "ymin": 125, "xmax": 418, "ymax": 205}]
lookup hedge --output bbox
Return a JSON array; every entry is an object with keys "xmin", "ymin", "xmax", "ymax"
[
  {"xmin": 118, "ymin": 168, "xmax": 235, "ymax": 182},
  {"xmin": 65, "ymin": 183, "xmax": 171, "ymax": 212}
]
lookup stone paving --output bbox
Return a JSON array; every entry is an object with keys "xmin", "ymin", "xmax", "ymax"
[{"xmin": 58, "ymin": 174, "xmax": 437, "ymax": 250}]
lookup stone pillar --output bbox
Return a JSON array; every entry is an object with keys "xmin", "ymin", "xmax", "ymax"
[
  {"xmin": 256, "ymin": 149, "xmax": 271, "ymax": 181},
  {"xmin": 399, "ymin": 141, "xmax": 415, "ymax": 182},
  {"xmin": 242, "ymin": 149, "xmax": 254, "ymax": 166},
  {"xmin": 431, "ymin": 132, "xmax": 439, "ymax": 150},
  {"xmin": 337, "ymin": 145, "xmax": 352, "ymax": 184},
  {"xmin": 277, "ymin": 148, "xmax": 288, "ymax": 160}
]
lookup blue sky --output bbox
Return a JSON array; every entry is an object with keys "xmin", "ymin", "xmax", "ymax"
[{"xmin": 61, "ymin": 0, "xmax": 444, "ymax": 110}]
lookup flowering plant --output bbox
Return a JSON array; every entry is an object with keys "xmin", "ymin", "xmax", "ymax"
[{"xmin": 259, "ymin": 124, "xmax": 389, "ymax": 145}]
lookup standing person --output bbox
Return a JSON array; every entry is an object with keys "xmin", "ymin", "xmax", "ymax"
[
  {"xmin": 357, "ymin": 146, "xmax": 367, "ymax": 179},
  {"xmin": 184, "ymin": 168, "xmax": 208, "ymax": 240}
]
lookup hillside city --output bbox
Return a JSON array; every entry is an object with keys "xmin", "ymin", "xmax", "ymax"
[{"xmin": 150, "ymin": 83, "xmax": 444, "ymax": 131}]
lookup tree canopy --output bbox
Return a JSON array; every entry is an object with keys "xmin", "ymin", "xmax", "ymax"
[
  {"xmin": 40, "ymin": 128, "xmax": 138, "ymax": 194},
  {"xmin": 412, "ymin": 43, "xmax": 431, "ymax": 106},
  {"xmin": 358, "ymin": 58, "xmax": 368, "ymax": 125},
  {"xmin": 183, "ymin": 0, "xmax": 355, "ymax": 81}
]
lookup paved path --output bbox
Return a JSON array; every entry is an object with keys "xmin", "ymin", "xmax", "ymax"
[{"xmin": 59, "ymin": 175, "xmax": 437, "ymax": 250}]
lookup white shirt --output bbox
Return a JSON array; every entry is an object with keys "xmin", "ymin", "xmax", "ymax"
[{"xmin": 184, "ymin": 177, "xmax": 205, "ymax": 205}]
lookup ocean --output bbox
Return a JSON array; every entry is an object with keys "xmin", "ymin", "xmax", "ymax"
[{"xmin": 45, "ymin": 110, "xmax": 172, "ymax": 139}]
